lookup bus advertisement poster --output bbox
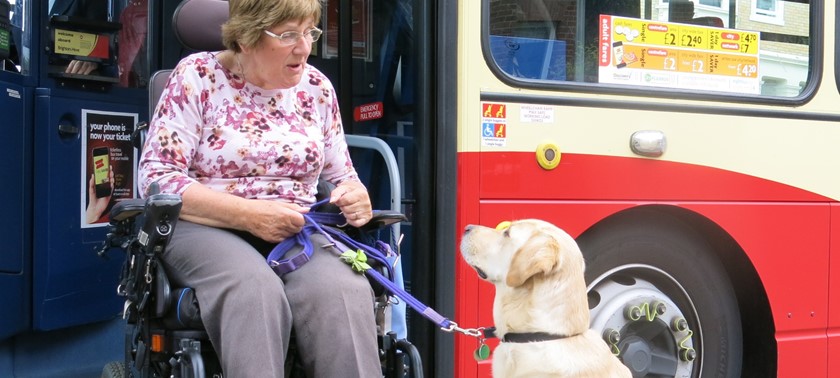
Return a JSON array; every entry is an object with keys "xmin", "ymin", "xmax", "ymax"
[
  {"xmin": 80, "ymin": 110, "xmax": 138, "ymax": 228},
  {"xmin": 598, "ymin": 15, "xmax": 760, "ymax": 94}
]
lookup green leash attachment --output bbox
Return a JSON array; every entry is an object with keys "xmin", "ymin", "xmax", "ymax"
[{"xmin": 340, "ymin": 249, "xmax": 372, "ymax": 273}]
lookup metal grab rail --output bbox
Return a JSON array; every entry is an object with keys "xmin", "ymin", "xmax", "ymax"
[
  {"xmin": 345, "ymin": 134, "xmax": 402, "ymax": 239},
  {"xmin": 345, "ymin": 134, "xmax": 407, "ymax": 339}
]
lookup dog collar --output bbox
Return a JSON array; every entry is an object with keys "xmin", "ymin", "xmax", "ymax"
[
  {"xmin": 503, "ymin": 331, "xmax": 569, "ymax": 343},
  {"xmin": 483, "ymin": 327, "xmax": 570, "ymax": 343}
]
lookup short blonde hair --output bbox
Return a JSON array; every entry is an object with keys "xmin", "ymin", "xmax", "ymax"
[{"xmin": 221, "ymin": 0, "xmax": 322, "ymax": 52}]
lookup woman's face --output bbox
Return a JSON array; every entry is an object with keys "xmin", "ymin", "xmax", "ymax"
[{"xmin": 250, "ymin": 18, "xmax": 317, "ymax": 89}]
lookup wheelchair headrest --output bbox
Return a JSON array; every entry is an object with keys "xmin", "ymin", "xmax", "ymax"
[{"xmin": 172, "ymin": 0, "xmax": 229, "ymax": 52}]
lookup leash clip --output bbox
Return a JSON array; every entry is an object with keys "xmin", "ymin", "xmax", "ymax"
[{"xmin": 441, "ymin": 322, "xmax": 482, "ymax": 338}]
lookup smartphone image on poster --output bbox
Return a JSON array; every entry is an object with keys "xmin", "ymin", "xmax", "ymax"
[{"xmin": 92, "ymin": 146, "xmax": 111, "ymax": 198}]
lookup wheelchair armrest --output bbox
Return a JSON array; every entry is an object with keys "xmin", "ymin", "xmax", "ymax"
[
  {"xmin": 358, "ymin": 210, "xmax": 407, "ymax": 233},
  {"xmin": 110, "ymin": 198, "xmax": 146, "ymax": 223},
  {"xmin": 314, "ymin": 179, "xmax": 407, "ymax": 232}
]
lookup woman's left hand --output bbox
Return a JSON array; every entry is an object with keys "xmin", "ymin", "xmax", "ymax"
[{"xmin": 330, "ymin": 180, "xmax": 372, "ymax": 227}]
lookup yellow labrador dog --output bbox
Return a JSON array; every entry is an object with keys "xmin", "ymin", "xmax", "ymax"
[{"xmin": 460, "ymin": 219, "xmax": 631, "ymax": 378}]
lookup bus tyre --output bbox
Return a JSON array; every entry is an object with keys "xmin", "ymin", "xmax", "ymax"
[
  {"xmin": 580, "ymin": 216, "xmax": 742, "ymax": 378},
  {"xmin": 100, "ymin": 361, "xmax": 126, "ymax": 378}
]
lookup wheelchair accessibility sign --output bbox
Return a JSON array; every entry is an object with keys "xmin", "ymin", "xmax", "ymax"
[{"xmin": 481, "ymin": 103, "xmax": 507, "ymax": 147}]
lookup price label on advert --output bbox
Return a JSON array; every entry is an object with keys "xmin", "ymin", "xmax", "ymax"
[{"xmin": 598, "ymin": 15, "xmax": 761, "ymax": 94}]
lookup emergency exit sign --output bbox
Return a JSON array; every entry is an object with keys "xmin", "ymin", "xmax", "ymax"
[{"xmin": 354, "ymin": 102, "xmax": 383, "ymax": 122}]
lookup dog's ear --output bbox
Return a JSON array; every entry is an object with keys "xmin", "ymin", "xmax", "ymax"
[{"xmin": 506, "ymin": 236, "xmax": 561, "ymax": 287}]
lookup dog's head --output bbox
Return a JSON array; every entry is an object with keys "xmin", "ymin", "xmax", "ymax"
[{"xmin": 459, "ymin": 219, "xmax": 584, "ymax": 288}]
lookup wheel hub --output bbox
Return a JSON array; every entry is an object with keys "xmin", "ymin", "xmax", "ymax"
[
  {"xmin": 588, "ymin": 266, "xmax": 698, "ymax": 377},
  {"xmin": 622, "ymin": 335, "xmax": 653, "ymax": 375}
]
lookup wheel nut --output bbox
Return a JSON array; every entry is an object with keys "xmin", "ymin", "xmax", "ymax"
[
  {"xmin": 625, "ymin": 305, "xmax": 642, "ymax": 321},
  {"xmin": 680, "ymin": 348, "xmax": 697, "ymax": 361},
  {"xmin": 671, "ymin": 317, "xmax": 688, "ymax": 332},
  {"xmin": 603, "ymin": 329, "xmax": 621, "ymax": 344},
  {"xmin": 654, "ymin": 301, "xmax": 666, "ymax": 315}
]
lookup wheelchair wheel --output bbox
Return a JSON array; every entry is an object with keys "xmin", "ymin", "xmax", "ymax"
[
  {"xmin": 101, "ymin": 361, "xmax": 127, "ymax": 378},
  {"xmin": 395, "ymin": 339, "xmax": 423, "ymax": 378},
  {"xmin": 381, "ymin": 332, "xmax": 423, "ymax": 378}
]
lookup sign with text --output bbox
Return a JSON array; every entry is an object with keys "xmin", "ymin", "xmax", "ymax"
[
  {"xmin": 480, "ymin": 103, "xmax": 508, "ymax": 147},
  {"xmin": 598, "ymin": 15, "xmax": 760, "ymax": 94},
  {"xmin": 80, "ymin": 110, "xmax": 138, "ymax": 227},
  {"xmin": 54, "ymin": 28, "xmax": 110, "ymax": 59},
  {"xmin": 354, "ymin": 101, "xmax": 383, "ymax": 122}
]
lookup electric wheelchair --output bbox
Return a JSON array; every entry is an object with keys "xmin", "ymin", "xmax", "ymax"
[
  {"xmin": 98, "ymin": 0, "xmax": 422, "ymax": 376},
  {"xmin": 98, "ymin": 182, "xmax": 420, "ymax": 378}
]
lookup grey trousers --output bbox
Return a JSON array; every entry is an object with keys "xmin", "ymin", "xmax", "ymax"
[{"xmin": 163, "ymin": 220, "xmax": 380, "ymax": 377}]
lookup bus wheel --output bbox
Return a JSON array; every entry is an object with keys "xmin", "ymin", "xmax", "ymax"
[{"xmin": 580, "ymin": 219, "xmax": 742, "ymax": 378}]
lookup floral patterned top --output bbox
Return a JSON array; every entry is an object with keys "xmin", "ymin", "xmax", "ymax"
[{"xmin": 138, "ymin": 52, "xmax": 359, "ymax": 205}]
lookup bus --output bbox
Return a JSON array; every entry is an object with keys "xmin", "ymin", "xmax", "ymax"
[{"xmin": 0, "ymin": 0, "xmax": 833, "ymax": 377}]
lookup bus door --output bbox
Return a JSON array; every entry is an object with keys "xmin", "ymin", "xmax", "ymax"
[
  {"xmin": 0, "ymin": 0, "xmax": 34, "ymax": 341},
  {"xmin": 31, "ymin": 0, "xmax": 150, "ymax": 331},
  {"xmin": 305, "ymin": 0, "xmax": 454, "ymax": 373}
]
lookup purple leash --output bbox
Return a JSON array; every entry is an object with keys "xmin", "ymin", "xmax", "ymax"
[{"xmin": 266, "ymin": 199, "xmax": 477, "ymax": 335}]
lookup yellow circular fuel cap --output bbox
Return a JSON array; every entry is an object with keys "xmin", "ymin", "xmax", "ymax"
[{"xmin": 536, "ymin": 142, "xmax": 561, "ymax": 170}]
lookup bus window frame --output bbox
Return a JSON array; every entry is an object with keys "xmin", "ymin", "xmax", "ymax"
[
  {"xmin": 835, "ymin": 1, "xmax": 840, "ymax": 98},
  {"xmin": 480, "ymin": 0, "xmax": 822, "ymax": 107},
  {"xmin": 1, "ymin": 0, "xmax": 39, "ymax": 86}
]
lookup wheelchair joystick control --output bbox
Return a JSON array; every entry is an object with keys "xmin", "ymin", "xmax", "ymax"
[{"xmin": 139, "ymin": 193, "xmax": 183, "ymax": 255}]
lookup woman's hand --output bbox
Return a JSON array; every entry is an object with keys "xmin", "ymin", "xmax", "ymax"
[
  {"xmin": 330, "ymin": 180, "xmax": 372, "ymax": 228},
  {"xmin": 244, "ymin": 200, "xmax": 309, "ymax": 243},
  {"xmin": 179, "ymin": 184, "xmax": 312, "ymax": 242}
]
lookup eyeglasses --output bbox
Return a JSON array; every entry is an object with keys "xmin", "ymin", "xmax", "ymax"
[{"xmin": 263, "ymin": 27, "xmax": 323, "ymax": 46}]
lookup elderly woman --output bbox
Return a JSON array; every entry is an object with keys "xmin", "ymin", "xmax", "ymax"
[{"xmin": 137, "ymin": 0, "xmax": 379, "ymax": 376}]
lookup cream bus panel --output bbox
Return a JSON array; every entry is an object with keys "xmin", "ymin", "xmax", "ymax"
[{"xmin": 460, "ymin": 1, "xmax": 840, "ymax": 200}]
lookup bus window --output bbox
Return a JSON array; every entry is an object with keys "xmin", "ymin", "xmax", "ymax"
[
  {"xmin": 1, "ymin": 1, "xmax": 12, "ymax": 68},
  {"xmin": 486, "ymin": 0, "xmax": 812, "ymax": 98},
  {"xmin": 114, "ymin": 0, "xmax": 148, "ymax": 88},
  {"xmin": 6, "ymin": 0, "xmax": 30, "ymax": 74},
  {"xmin": 46, "ymin": 0, "xmax": 149, "ymax": 88}
]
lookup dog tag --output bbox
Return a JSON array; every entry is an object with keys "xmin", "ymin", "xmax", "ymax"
[{"xmin": 473, "ymin": 343, "xmax": 491, "ymax": 361}]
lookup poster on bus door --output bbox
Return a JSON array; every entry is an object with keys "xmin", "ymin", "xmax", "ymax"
[
  {"xmin": 80, "ymin": 110, "xmax": 138, "ymax": 228},
  {"xmin": 598, "ymin": 15, "xmax": 761, "ymax": 94}
]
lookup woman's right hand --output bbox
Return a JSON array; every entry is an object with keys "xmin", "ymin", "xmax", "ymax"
[{"xmin": 243, "ymin": 200, "xmax": 310, "ymax": 243}]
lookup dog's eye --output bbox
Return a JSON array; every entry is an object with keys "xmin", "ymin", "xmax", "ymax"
[{"xmin": 503, "ymin": 228, "xmax": 511, "ymax": 237}]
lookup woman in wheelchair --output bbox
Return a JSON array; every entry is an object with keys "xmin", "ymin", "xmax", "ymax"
[{"xmin": 137, "ymin": 0, "xmax": 379, "ymax": 376}]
